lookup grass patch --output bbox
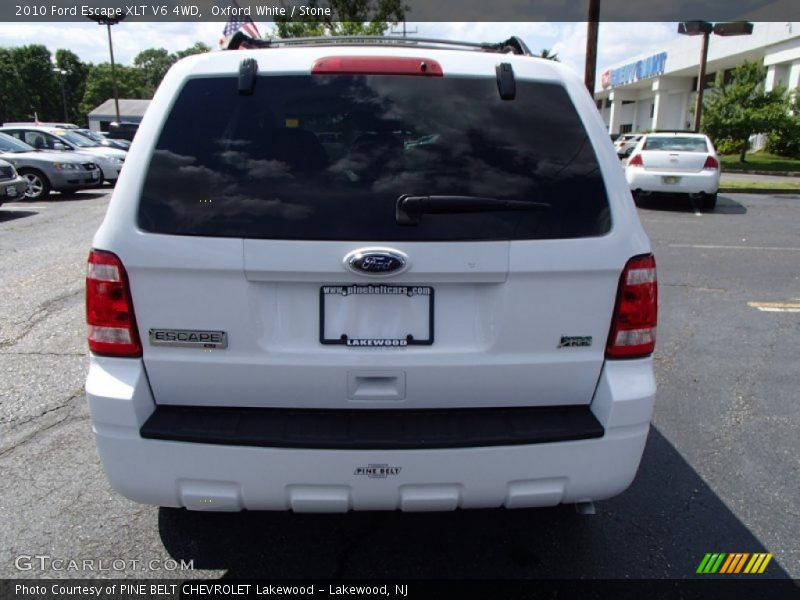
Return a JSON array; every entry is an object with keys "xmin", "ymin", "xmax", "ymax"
[
  {"xmin": 720, "ymin": 180, "xmax": 800, "ymax": 190},
  {"xmin": 721, "ymin": 153, "xmax": 800, "ymax": 172}
]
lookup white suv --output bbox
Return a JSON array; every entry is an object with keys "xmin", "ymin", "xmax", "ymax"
[{"xmin": 85, "ymin": 36, "xmax": 657, "ymax": 512}]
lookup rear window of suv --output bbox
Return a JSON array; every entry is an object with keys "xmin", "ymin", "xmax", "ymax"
[{"xmin": 138, "ymin": 74, "xmax": 610, "ymax": 241}]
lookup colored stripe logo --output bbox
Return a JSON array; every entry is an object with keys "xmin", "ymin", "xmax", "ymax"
[{"xmin": 696, "ymin": 553, "xmax": 772, "ymax": 574}]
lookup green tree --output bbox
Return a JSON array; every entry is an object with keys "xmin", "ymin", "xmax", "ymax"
[
  {"xmin": 134, "ymin": 47, "xmax": 175, "ymax": 93},
  {"xmin": 274, "ymin": 0, "xmax": 405, "ymax": 38},
  {"xmin": 80, "ymin": 63, "xmax": 149, "ymax": 122},
  {"xmin": 54, "ymin": 49, "xmax": 89, "ymax": 123},
  {"xmin": 5, "ymin": 45, "xmax": 61, "ymax": 122},
  {"xmin": 173, "ymin": 42, "xmax": 211, "ymax": 60},
  {"xmin": 133, "ymin": 44, "xmax": 209, "ymax": 95},
  {"xmin": 0, "ymin": 49, "xmax": 27, "ymax": 123},
  {"xmin": 766, "ymin": 94, "xmax": 800, "ymax": 158},
  {"xmin": 701, "ymin": 61, "xmax": 791, "ymax": 162}
]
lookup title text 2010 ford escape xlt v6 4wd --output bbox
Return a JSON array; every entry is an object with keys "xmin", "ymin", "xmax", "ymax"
[{"xmin": 85, "ymin": 36, "xmax": 657, "ymax": 512}]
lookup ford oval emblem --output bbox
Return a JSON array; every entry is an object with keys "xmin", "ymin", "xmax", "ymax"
[{"xmin": 344, "ymin": 248, "xmax": 409, "ymax": 277}]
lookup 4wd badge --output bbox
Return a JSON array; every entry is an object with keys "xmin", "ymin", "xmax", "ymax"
[{"xmin": 558, "ymin": 336, "xmax": 592, "ymax": 348}]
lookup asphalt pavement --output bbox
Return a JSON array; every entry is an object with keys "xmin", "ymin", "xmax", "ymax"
[{"xmin": 0, "ymin": 190, "xmax": 798, "ymax": 580}]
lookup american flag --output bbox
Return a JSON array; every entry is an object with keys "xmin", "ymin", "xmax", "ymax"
[{"xmin": 223, "ymin": 1, "xmax": 260, "ymax": 39}]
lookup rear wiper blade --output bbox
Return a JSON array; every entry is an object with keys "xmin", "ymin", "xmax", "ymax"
[{"xmin": 396, "ymin": 194, "xmax": 550, "ymax": 225}]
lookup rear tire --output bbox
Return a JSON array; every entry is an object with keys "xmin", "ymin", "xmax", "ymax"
[
  {"xmin": 701, "ymin": 193, "xmax": 717, "ymax": 211},
  {"xmin": 18, "ymin": 169, "xmax": 51, "ymax": 201}
]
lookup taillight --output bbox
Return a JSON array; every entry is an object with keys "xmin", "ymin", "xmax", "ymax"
[
  {"xmin": 86, "ymin": 249, "xmax": 141, "ymax": 357},
  {"xmin": 311, "ymin": 56, "xmax": 443, "ymax": 77},
  {"xmin": 628, "ymin": 154, "xmax": 643, "ymax": 167},
  {"xmin": 606, "ymin": 254, "xmax": 657, "ymax": 359},
  {"xmin": 703, "ymin": 155, "xmax": 720, "ymax": 170}
]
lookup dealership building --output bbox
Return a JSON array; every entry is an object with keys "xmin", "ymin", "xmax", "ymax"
[{"xmin": 594, "ymin": 22, "xmax": 800, "ymax": 134}]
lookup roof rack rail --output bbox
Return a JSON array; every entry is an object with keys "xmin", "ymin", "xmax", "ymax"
[{"xmin": 226, "ymin": 33, "xmax": 533, "ymax": 56}]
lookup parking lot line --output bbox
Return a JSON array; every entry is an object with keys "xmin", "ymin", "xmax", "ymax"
[
  {"xmin": 669, "ymin": 243, "xmax": 800, "ymax": 252},
  {"xmin": 747, "ymin": 301, "xmax": 800, "ymax": 313}
]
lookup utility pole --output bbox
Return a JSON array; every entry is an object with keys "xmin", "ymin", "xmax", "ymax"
[
  {"xmin": 584, "ymin": 0, "xmax": 600, "ymax": 94},
  {"xmin": 105, "ymin": 20, "xmax": 121, "ymax": 123},
  {"xmin": 87, "ymin": 14, "xmax": 126, "ymax": 124},
  {"xmin": 693, "ymin": 30, "xmax": 710, "ymax": 133},
  {"xmin": 678, "ymin": 21, "xmax": 753, "ymax": 132}
]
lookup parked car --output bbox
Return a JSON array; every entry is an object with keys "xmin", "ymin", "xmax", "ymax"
[
  {"xmin": 0, "ymin": 132, "xmax": 101, "ymax": 200},
  {"xmin": 625, "ymin": 132, "xmax": 720, "ymax": 210},
  {"xmin": 74, "ymin": 128, "xmax": 131, "ymax": 150},
  {"xmin": 0, "ymin": 126, "xmax": 125, "ymax": 185},
  {"xmin": 86, "ymin": 36, "xmax": 657, "ymax": 512},
  {"xmin": 0, "ymin": 157, "xmax": 27, "ymax": 206},
  {"xmin": 2, "ymin": 121, "xmax": 80, "ymax": 129},
  {"xmin": 614, "ymin": 133, "xmax": 643, "ymax": 157},
  {"xmin": 107, "ymin": 121, "xmax": 139, "ymax": 142}
]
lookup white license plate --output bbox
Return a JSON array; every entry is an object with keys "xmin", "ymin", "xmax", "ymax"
[
  {"xmin": 320, "ymin": 284, "xmax": 434, "ymax": 346},
  {"xmin": 6, "ymin": 185, "xmax": 18, "ymax": 197},
  {"xmin": 662, "ymin": 176, "xmax": 681, "ymax": 184}
]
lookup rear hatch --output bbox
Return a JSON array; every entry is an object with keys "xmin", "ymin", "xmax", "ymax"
[
  {"xmin": 640, "ymin": 135, "xmax": 710, "ymax": 172},
  {"xmin": 128, "ymin": 58, "xmax": 624, "ymax": 410}
]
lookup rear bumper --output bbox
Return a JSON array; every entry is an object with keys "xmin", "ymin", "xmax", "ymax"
[
  {"xmin": 86, "ymin": 356, "xmax": 656, "ymax": 511},
  {"xmin": 626, "ymin": 168, "xmax": 719, "ymax": 194}
]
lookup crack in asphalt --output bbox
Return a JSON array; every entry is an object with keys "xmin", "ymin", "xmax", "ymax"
[
  {"xmin": 0, "ymin": 287, "xmax": 83, "ymax": 350},
  {"xmin": 0, "ymin": 390, "xmax": 85, "ymax": 457}
]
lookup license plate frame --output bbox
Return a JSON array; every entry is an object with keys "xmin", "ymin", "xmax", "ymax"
[
  {"xmin": 319, "ymin": 284, "xmax": 434, "ymax": 347},
  {"xmin": 662, "ymin": 175, "xmax": 681, "ymax": 184}
]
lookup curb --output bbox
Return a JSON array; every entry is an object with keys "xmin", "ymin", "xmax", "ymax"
[
  {"xmin": 719, "ymin": 187, "xmax": 800, "ymax": 194},
  {"xmin": 721, "ymin": 169, "xmax": 800, "ymax": 177}
]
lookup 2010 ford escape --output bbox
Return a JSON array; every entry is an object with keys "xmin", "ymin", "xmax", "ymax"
[{"xmin": 85, "ymin": 35, "xmax": 657, "ymax": 512}]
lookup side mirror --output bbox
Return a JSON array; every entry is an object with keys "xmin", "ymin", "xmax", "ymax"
[{"xmin": 53, "ymin": 142, "xmax": 69, "ymax": 151}]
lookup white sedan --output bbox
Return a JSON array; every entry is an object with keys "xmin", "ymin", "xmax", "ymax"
[
  {"xmin": 625, "ymin": 132, "xmax": 721, "ymax": 210},
  {"xmin": 614, "ymin": 133, "xmax": 643, "ymax": 157}
]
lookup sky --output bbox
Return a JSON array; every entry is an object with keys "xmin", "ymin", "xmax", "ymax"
[{"xmin": 0, "ymin": 21, "xmax": 683, "ymax": 75}]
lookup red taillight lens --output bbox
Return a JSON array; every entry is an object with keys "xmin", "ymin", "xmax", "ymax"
[
  {"xmin": 628, "ymin": 154, "xmax": 643, "ymax": 167},
  {"xmin": 86, "ymin": 249, "xmax": 141, "ymax": 357},
  {"xmin": 606, "ymin": 254, "xmax": 658, "ymax": 359},
  {"xmin": 311, "ymin": 56, "xmax": 443, "ymax": 77},
  {"xmin": 703, "ymin": 155, "xmax": 720, "ymax": 170}
]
